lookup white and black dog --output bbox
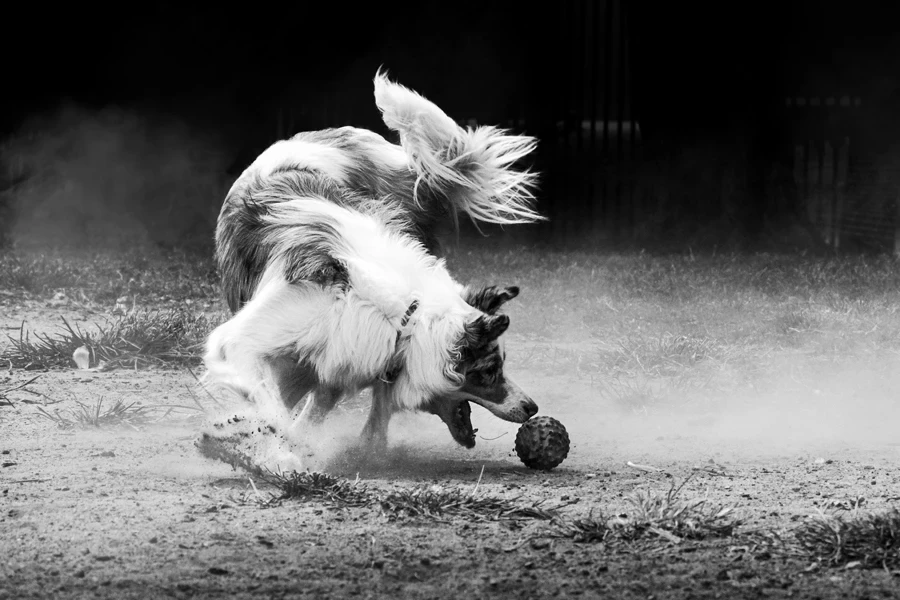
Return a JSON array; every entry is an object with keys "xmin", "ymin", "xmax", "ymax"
[{"xmin": 203, "ymin": 71, "xmax": 543, "ymax": 469}]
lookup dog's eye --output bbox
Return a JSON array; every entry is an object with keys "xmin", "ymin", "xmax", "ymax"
[{"xmin": 470, "ymin": 368, "xmax": 498, "ymax": 387}]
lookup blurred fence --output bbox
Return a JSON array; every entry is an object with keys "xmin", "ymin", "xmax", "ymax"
[
  {"xmin": 787, "ymin": 96, "xmax": 899, "ymax": 253},
  {"xmin": 539, "ymin": 0, "xmax": 640, "ymax": 241},
  {"xmin": 242, "ymin": 2, "xmax": 900, "ymax": 254}
]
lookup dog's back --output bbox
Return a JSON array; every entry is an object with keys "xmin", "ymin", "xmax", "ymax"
[{"xmin": 216, "ymin": 71, "xmax": 542, "ymax": 313}]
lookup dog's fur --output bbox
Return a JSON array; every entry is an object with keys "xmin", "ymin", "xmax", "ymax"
[{"xmin": 204, "ymin": 71, "xmax": 543, "ymax": 469}]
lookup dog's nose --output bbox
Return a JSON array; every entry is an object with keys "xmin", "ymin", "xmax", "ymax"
[{"xmin": 524, "ymin": 401, "xmax": 538, "ymax": 419}]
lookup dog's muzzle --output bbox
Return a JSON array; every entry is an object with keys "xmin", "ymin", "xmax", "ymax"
[{"xmin": 455, "ymin": 377, "xmax": 538, "ymax": 424}]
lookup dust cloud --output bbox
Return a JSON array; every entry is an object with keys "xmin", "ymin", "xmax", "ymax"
[
  {"xmin": 538, "ymin": 350, "xmax": 900, "ymax": 469},
  {"xmin": 1, "ymin": 104, "xmax": 233, "ymax": 249},
  {"xmin": 203, "ymin": 344, "xmax": 900, "ymax": 477},
  {"xmin": 689, "ymin": 354, "xmax": 900, "ymax": 450}
]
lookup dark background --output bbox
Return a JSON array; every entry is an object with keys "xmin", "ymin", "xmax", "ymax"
[{"xmin": 2, "ymin": 1, "xmax": 899, "ymax": 251}]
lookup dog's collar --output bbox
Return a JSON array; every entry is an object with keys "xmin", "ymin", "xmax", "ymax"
[
  {"xmin": 380, "ymin": 299, "xmax": 419, "ymax": 384},
  {"xmin": 399, "ymin": 299, "xmax": 419, "ymax": 330}
]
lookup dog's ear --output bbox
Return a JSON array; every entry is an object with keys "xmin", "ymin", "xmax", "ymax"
[
  {"xmin": 464, "ymin": 286, "xmax": 519, "ymax": 315},
  {"xmin": 285, "ymin": 256, "xmax": 349, "ymax": 290},
  {"xmin": 463, "ymin": 314, "xmax": 510, "ymax": 349}
]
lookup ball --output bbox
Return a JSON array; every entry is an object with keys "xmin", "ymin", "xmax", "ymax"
[{"xmin": 514, "ymin": 416, "xmax": 570, "ymax": 470}]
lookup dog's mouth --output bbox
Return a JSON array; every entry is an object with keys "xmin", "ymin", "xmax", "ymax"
[
  {"xmin": 446, "ymin": 399, "xmax": 477, "ymax": 449},
  {"xmin": 423, "ymin": 380, "xmax": 537, "ymax": 448},
  {"xmin": 423, "ymin": 397, "xmax": 477, "ymax": 449}
]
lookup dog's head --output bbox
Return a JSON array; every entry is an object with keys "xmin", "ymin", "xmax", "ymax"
[
  {"xmin": 454, "ymin": 285, "xmax": 538, "ymax": 422},
  {"xmin": 419, "ymin": 285, "xmax": 538, "ymax": 448}
]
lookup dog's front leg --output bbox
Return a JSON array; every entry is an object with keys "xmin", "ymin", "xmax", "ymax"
[
  {"xmin": 360, "ymin": 381, "xmax": 395, "ymax": 450},
  {"xmin": 287, "ymin": 385, "xmax": 344, "ymax": 443},
  {"xmin": 296, "ymin": 386, "xmax": 343, "ymax": 425},
  {"xmin": 270, "ymin": 356, "xmax": 318, "ymax": 412}
]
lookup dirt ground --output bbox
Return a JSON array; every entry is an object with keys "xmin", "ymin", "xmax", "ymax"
[{"xmin": 2, "ymin": 283, "xmax": 900, "ymax": 599}]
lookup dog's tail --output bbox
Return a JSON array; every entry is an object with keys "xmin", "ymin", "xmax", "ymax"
[{"xmin": 373, "ymin": 70, "xmax": 544, "ymax": 226}]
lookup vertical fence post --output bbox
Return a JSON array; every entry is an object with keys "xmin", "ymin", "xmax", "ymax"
[
  {"xmin": 547, "ymin": 0, "xmax": 637, "ymax": 241},
  {"xmin": 895, "ymin": 190, "xmax": 900, "ymax": 257},
  {"xmin": 615, "ymin": 0, "xmax": 627, "ymax": 238},
  {"xmin": 602, "ymin": 0, "xmax": 613, "ymax": 234},
  {"xmin": 589, "ymin": 0, "xmax": 600, "ymax": 232}
]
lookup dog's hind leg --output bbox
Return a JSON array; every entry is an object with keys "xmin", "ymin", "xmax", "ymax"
[
  {"xmin": 204, "ymin": 278, "xmax": 330, "ymax": 418},
  {"xmin": 359, "ymin": 381, "xmax": 395, "ymax": 450}
]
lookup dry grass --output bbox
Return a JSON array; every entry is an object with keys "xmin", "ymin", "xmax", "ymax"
[
  {"xmin": 610, "ymin": 333, "xmax": 720, "ymax": 377},
  {"xmin": 193, "ymin": 431, "xmax": 563, "ymax": 519},
  {"xmin": 2, "ymin": 310, "xmax": 218, "ymax": 370},
  {"xmin": 791, "ymin": 509, "xmax": 900, "ymax": 570},
  {"xmin": 262, "ymin": 470, "xmax": 372, "ymax": 508},
  {"xmin": 195, "ymin": 434, "xmax": 568, "ymax": 522},
  {"xmin": 775, "ymin": 308, "xmax": 820, "ymax": 335},
  {"xmin": 620, "ymin": 478, "xmax": 738, "ymax": 542},
  {"xmin": 379, "ymin": 484, "xmax": 560, "ymax": 522},
  {"xmin": 552, "ymin": 475, "xmax": 739, "ymax": 545},
  {"xmin": 0, "ymin": 374, "xmax": 40, "ymax": 408},
  {"xmin": 449, "ymin": 247, "xmax": 900, "ymax": 305},
  {"xmin": 0, "ymin": 248, "xmax": 219, "ymax": 304},
  {"xmin": 265, "ymin": 473, "xmax": 562, "ymax": 522},
  {"xmin": 552, "ymin": 511, "xmax": 612, "ymax": 543},
  {"xmin": 35, "ymin": 396, "xmax": 200, "ymax": 429}
]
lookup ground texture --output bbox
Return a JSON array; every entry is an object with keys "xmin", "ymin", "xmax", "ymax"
[{"xmin": 2, "ymin": 246, "xmax": 899, "ymax": 599}]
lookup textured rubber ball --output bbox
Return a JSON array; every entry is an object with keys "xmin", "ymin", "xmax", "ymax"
[{"xmin": 514, "ymin": 416, "xmax": 570, "ymax": 470}]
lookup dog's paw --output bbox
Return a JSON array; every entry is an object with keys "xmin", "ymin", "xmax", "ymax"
[
  {"xmin": 259, "ymin": 445, "xmax": 305, "ymax": 474},
  {"xmin": 200, "ymin": 410, "xmax": 304, "ymax": 474}
]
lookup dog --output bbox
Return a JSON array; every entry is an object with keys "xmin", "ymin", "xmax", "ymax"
[{"xmin": 204, "ymin": 71, "xmax": 543, "ymax": 468}]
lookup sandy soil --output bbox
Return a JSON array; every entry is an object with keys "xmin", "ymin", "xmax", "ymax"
[{"xmin": 2, "ymin": 302, "xmax": 900, "ymax": 599}]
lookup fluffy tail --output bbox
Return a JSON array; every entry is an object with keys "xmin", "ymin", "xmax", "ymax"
[{"xmin": 373, "ymin": 70, "xmax": 544, "ymax": 226}]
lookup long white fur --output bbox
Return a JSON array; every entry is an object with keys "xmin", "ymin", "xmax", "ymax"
[
  {"xmin": 207, "ymin": 72, "xmax": 543, "ymax": 469},
  {"xmin": 204, "ymin": 198, "xmax": 476, "ymax": 419},
  {"xmin": 373, "ymin": 70, "xmax": 544, "ymax": 225},
  {"xmin": 239, "ymin": 138, "xmax": 353, "ymax": 184}
]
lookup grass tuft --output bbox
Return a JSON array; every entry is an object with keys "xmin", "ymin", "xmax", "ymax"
[
  {"xmin": 551, "ymin": 476, "xmax": 738, "ymax": 545},
  {"xmin": 35, "ymin": 397, "xmax": 198, "ymax": 429},
  {"xmin": 2, "ymin": 310, "xmax": 218, "ymax": 370},
  {"xmin": 611, "ymin": 333, "xmax": 719, "ymax": 377},
  {"xmin": 552, "ymin": 511, "xmax": 612, "ymax": 543},
  {"xmin": 775, "ymin": 308, "xmax": 819, "ymax": 335},
  {"xmin": 262, "ymin": 470, "xmax": 372, "ymax": 508},
  {"xmin": 619, "ymin": 476, "xmax": 738, "ymax": 541},
  {"xmin": 379, "ymin": 484, "xmax": 559, "ymax": 522},
  {"xmin": 793, "ymin": 509, "xmax": 900, "ymax": 569}
]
